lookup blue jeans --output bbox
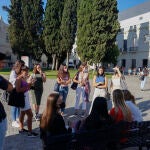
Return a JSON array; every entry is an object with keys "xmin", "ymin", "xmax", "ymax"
[
  {"xmin": 0, "ymin": 118, "xmax": 7, "ymax": 150},
  {"xmin": 59, "ymin": 86, "xmax": 69, "ymax": 112},
  {"xmin": 11, "ymin": 106, "xmax": 20, "ymax": 121}
]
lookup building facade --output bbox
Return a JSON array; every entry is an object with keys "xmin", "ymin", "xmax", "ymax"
[
  {"xmin": 0, "ymin": 16, "xmax": 17, "ymax": 67},
  {"xmin": 117, "ymin": 1, "xmax": 150, "ymax": 71}
]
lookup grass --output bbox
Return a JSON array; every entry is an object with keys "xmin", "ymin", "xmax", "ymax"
[{"xmin": 0, "ymin": 69, "xmax": 112, "ymax": 79}]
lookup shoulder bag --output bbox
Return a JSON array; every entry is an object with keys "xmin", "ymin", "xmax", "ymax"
[{"xmin": 8, "ymin": 88, "xmax": 25, "ymax": 108}]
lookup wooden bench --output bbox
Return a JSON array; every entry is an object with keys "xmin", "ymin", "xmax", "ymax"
[{"xmin": 42, "ymin": 121, "xmax": 150, "ymax": 150}]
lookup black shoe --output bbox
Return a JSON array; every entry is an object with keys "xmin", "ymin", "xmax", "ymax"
[
  {"xmin": 27, "ymin": 132, "xmax": 38, "ymax": 138},
  {"xmin": 19, "ymin": 129, "xmax": 28, "ymax": 135}
]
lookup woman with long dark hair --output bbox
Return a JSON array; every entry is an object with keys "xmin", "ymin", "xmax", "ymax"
[
  {"xmin": 40, "ymin": 93, "xmax": 67, "ymax": 149},
  {"xmin": 29, "ymin": 64, "xmax": 46, "ymax": 121},
  {"xmin": 89, "ymin": 67, "xmax": 108, "ymax": 113},
  {"xmin": 16, "ymin": 66, "xmax": 38, "ymax": 137},
  {"xmin": 57, "ymin": 64, "xmax": 71, "ymax": 115},
  {"xmin": 76, "ymin": 97, "xmax": 113, "ymax": 132}
]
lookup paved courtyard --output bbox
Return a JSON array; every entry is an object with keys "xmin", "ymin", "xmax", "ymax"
[{"xmin": 2, "ymin": 75, "xmax": 150, "ymax": 150}]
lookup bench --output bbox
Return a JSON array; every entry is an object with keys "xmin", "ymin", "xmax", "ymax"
[{"xmin": 42, "ymin": 121, "xmax": 150, "ymax": 150}]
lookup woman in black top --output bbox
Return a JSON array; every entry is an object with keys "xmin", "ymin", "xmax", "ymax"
[
  {"xmin": 76, "ymin": 97, "xmax": 113, "ymax": 132},
  {"xmin": 40, "ymin": 93, "xmax": 67, "ymax": 150}
]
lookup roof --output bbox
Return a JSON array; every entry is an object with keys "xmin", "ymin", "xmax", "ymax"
[{"xmin": 118, "ymin": 1, "xmax": 150, "ymax": 21}]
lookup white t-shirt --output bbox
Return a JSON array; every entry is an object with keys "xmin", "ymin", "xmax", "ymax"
[
  {"xmin": 125, "ymin": 101, "xmax": 143, "ymax": 122},
  {"xmin": 9, "ymin": 70, "xmax": 17, "ymax": 88}
]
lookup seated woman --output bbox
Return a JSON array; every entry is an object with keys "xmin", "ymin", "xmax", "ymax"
[
  {"xmin": 76, "ymin": 97, "xmax": 113, "ymax": 132},
  {"xmin": 40, "ymin": 93, "xmax": 67, "ymax": 150},
  {"xmin": 109, "ymin": 89, "xmax": 133, "ymax": 123},
  {"xmin": 122, "ymin": 90, "xmax": 143, "ymax": 122}
]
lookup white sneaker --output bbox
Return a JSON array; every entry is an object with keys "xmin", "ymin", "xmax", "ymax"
[{"xmin": 12, "ymin": 121, "xmax": 20, "ymax": 128}]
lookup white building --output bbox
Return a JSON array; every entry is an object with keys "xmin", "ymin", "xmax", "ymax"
[
  {"xmin": 117, "ymin": 1, "xmax": 150, "ymax": 71},
  {"xmin": 0, "ymin": 16, "xmax": 17, "ymax": 67}
]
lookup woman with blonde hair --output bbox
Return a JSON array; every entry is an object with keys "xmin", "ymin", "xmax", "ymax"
[
  {"xmin": 122, "ymin": 90, "xmax": 143, "ymax": 122},
  {"xmin": 109, "ymin": 89, "xmax": 132, "ymax": 122}
]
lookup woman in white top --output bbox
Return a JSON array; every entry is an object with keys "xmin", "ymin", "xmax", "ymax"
[
  {"xmin": 9, "ymin": 60, "xmax": 25, "ymax": 128},
  {"xmin": 110, "ymin": 66, "xmax": 127, "ymax": 93},
  {"xmin": 122, "ymin": 90, "xmax": 143, "ymax": 122}
]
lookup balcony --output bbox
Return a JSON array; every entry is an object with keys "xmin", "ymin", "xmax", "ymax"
[
  {"xmin": 128, "ymin": 47, "xmax": 138, "ymax": 52},
  {"xmin": 120, "ymin": 48, "xmax": 127, "ymax": 54}
]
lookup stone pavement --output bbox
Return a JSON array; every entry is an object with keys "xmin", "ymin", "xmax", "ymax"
[{"xmin": 2, "ymin": 75, "xmax": 150, "ymax": 150}]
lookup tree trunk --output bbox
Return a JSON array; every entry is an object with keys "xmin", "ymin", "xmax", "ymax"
[
  {"xmin": 66, "ymin": 51, "xmax": 69, "ymax": 67},
  {"xmin": 52, "ymin": 54, "xmax": 56, "ymax": 70},
  {"xmin": 55, "ymin": 58, "xmax": 59, "ymax": 70}
]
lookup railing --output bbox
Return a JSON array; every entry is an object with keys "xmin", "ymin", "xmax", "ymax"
[{"xmin": 129, "ymin": 47, "xmax": 138, "ymax": 52}]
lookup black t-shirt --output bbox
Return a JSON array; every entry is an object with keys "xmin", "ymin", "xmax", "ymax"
[{"xmin": 0, "ymin": 75, "xmax": 9, "ymax": 122}]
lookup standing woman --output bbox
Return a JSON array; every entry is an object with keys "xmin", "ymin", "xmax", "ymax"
[
  {"xmin": 9, "ymin": 60, "xmax": 25, "ymax": 128},
  {"xmin": 89, "ymin": 66, "xmax": 108, "ymax": 113},
  {"xmin": 110, "ymin": 66, "xmax": 127, "ymax": 93},
  {"xmin": 57, "ymin": 64, "xmax": 71, "ymax": 115},
  {"xmin": 73, "ymin": 65, "xmax": 89, "ymax": 117},
  {"xmin": 29, "ymin": 64, "xmax": 46, "ymax": 121},
  {"xmin": 139, "ymin": 67, "xmax": 148, "ymax": 91},
  {"xmin": 16, "ymin": 66, "xmax": 38, "ymax": 137}
]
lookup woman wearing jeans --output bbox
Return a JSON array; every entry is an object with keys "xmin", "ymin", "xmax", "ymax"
[
  {"xmin": 57, "ymin": 64, "xmax": 71, "ymax": 116},
  {"xmin": 9, "ymin": 60, "xmax": 25, "ymax": 128},
  {"xmin": 73, "ymin": 65, "xmax": 89, "ymax": 117}
]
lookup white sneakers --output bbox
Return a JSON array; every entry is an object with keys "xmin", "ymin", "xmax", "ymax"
[{"xmin": 12, "ymin": 121, "xmax": 20, "ymax": 128}]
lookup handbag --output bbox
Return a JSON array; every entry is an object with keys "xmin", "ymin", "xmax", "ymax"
[
  {"xmin": 8, "ymin": 89, "xmax": 25, "ymax": 108},
  {"xmin": 0, "ymin": 90, "xmax": 9, "ymax": 103},
  {"xmin": 71, "ymin": 82, "xmax": 78, "ymax": 90},
  {"xmin": 71, "ymin": 72, "xmax": 79, "ymax": 90},
  {"xmin": 139, "ymin": 75, "xmax": 144, "ymax": 81},
  {"xmin": 54, "ymin": 82, "xmax": 60, "ymax": 92}
]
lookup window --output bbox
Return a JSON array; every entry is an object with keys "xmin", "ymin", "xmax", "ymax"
[
  {"xmin": 132, "ymin": 59, "xmax": 136, "ymax": 69},
  {"xmin": 6, "ymin": 33, "xmax": 9, "ymax": 42},
  {"xmin": 133, "ymin": 37, "xmax": 138, "ymax": 47},
  {"xmin": 123, "ymin": 40, "xmax": 127, "ymax": 51},
  {"xmin": 122, "ymin": 59, "xmax": 126, "ymax": 67}
]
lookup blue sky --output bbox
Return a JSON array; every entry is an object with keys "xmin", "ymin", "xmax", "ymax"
[{"xmin": 0, "ymin": 0, "xmax": 149, "ymax": 24}]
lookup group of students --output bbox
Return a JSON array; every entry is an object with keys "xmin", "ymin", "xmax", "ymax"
[
  {"xmin": 54, "ymin": 63, "xmax": 129, "ymax": 118},
  {"xmin": 39, "ymin": 89, "xmax": 142, "ymax": 149},
  {"xmin": 8, "ymin": 60, "xmax": 46, "ymax": 137},
  {"xmin": 0, "ymin": 57, "xmax": 143, "ymax": 150}
]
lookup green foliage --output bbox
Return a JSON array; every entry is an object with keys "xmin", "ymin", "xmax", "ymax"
[
  {"xmin": 77, "ymin": 0, "xmax": 120, "ymax": 64},
  {"xmin": 60, "ymin": 0, "xmax": 77, "ymax": 54},
  {"xmin": 43, "ymin": 0, "xmax": 64, "ymax": 55},
  {"xmin": 6, "ymin": 0, "xmax": 44, "ymax": 60},
  {"xmin": 103, "ymin": 45, "xmax": 120, "ymax": 64}
]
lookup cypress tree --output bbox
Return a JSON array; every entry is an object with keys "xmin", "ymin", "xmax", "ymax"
[
  {"xmin": 77, "ymin": 0, "xmax": 120, "ymax": 64},
  {"xmin": 43, "ymin": 0, "xmax": 64, "ymax": 70},
  {"xmin": 21, "ymin": 0, "xmax": 44, "ymax": 60},
  {"xmin": 77, "ymin": 0, "xmax": 93, "ymax": 62},
  {"xmin": 7, "ymin": 0, "xmax": 24, "ymax": 57},
  {"xmin": 60, "ymin": 0, "xmax": 77, "ymax": 66},
  {"xmin": 4, "ymin": 0, "xmax": 44, "ymax": 60}
]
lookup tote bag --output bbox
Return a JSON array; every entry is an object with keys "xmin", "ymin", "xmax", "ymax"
[{"xmin": 8, "ymin": 89, "xmax": 25, "ymax": 108}]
